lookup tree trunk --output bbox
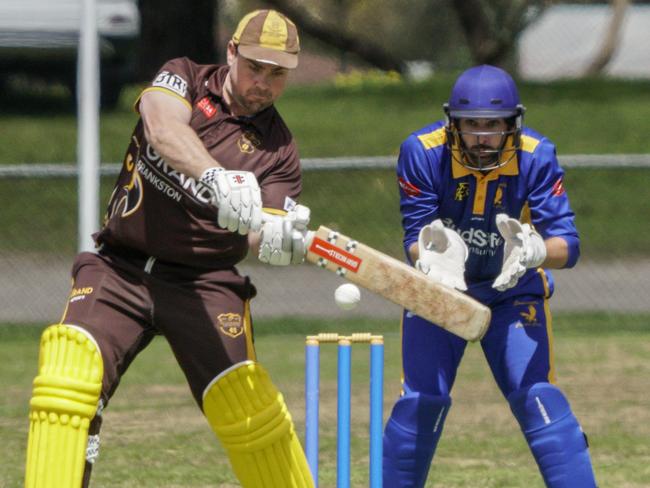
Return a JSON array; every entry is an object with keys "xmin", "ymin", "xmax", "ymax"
[
  {"xmin": 262, "ymin": 0, "xmax": 406, "ymax": 73},
  {"xmin": 137, "ymin": 0, "xmax": 217, "ymax": 81},
  {"xmin": 584, "ymin": 0, "xmax": 628, "ymax": 76},
  {"xmin": 451, "ymin": 0, "xmax": 545, "ymax": 67}
]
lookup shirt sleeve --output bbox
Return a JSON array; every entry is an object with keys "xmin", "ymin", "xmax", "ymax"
[
  {"xmin": 136, "ymin": 57, "xmax": 197, "ymax": 112},
  {"xmin": 397, "ymin": 135, "xmax": 441, "ymax": 262},
  {"xmin": 526, "ymin": 140, "xmax": 580, "ymax": 267}
]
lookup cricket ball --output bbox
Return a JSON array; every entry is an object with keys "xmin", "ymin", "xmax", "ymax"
[{"xmin": 334, "ymin": 283, "xmax": 361, "ymax": 310}]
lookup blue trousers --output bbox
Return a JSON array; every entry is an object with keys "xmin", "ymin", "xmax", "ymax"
[{"xmin": 383, "ymin": 294, "xmax": 597, "ymax": 487}]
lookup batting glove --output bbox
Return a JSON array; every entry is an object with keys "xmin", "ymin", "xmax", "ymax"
[
  {"xmin": 258, "ymin": 204, "xmax": 311, "ymax": 266},
  {"xmin": 416, "ymin": 219, "xmax": 468, "ymax": 291},
  {"xmin": 200, "ymin": 167, "xmax": 263, "ymax": 235},
  {"xmin": 492, "ymin": 213, "xmax": 547, "ymax": 291}
]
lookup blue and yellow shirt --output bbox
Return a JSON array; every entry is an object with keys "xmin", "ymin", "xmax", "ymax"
[{"xmin": 397, "ymin": 120, "xmax": 580, "ymax": 305}]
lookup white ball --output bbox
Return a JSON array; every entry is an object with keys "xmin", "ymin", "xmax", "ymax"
[{"xmin": 334, "ymin": 283, "xmax": 361, "ymax": 310}]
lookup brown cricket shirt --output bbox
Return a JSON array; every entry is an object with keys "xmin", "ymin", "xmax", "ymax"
[{"xmin": 95, "ymin": 57, "xmax": 301, "ymax": 269}]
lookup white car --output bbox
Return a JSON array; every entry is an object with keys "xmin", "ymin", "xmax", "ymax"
[{"xmin": 0, "ymin": 0, "xmax": 140, "ymax": 108}]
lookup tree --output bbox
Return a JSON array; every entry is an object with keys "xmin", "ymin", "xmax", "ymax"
[
  {"xmin": 261, "ymin": 0, "xmax": 406, "ymax": 73},
  {"xmin": 236, "ymin": 0, "xmax": 551, "ymax": 73},
  {"xmin": 137, "ymin": 0, "xmax": 218, "ymax": 81},
  {"xmin": 451, "ymin": 0, "xmax": 548, "ymax": 67},
  {"xmin": 584, "ymin": 0, "xmax": 629, "ymax": 76}
]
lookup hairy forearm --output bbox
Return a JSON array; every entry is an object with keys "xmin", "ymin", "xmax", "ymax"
[
  {"xmin": 140, "ymin": 91, "xmax": 222, "ymax": 180},
  {"xmin": 144, "ymin": 120, "xmax": 220, "ymax": 179}
]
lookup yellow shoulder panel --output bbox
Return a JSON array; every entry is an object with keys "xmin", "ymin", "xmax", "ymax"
[
  {"xmin": 417, "ymin": 127, "xmax": 447, "ymax": 150},
  {"xmin": 521, "ymin": 134, "xmax": 540, "ymax": 153}
]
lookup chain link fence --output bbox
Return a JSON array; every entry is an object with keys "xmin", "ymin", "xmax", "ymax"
[{"xmin": 1, "ymin": 156, "xmax": 649, "ymax": 324}]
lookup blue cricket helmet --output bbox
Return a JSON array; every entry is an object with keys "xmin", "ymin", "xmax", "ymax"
[
  {"xmin": 445, "ymin": 65, "xmax": 523, "ymax": 119},
  {"xmin": 443, "ymin": 65, "xmax": 525, "ymax": 171}
]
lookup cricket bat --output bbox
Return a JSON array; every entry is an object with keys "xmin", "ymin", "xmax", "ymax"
[{"xmin": 305, "ymin": 225, "xmax": 491, "ymax": 342}]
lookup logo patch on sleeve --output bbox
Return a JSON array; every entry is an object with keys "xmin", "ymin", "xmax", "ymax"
[
  {"xmin": 152, "ymin": 70, "xmax": 188, "ymax": 97},
  {"xmin": 551, "ymin": 177, "xmax": 565, "ymax": 196},
  {"xmin": 398, "ymin": 177, "xmax": 421, "ymax": 197}
]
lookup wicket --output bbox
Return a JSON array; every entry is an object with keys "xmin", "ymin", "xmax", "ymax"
[{"xmin": 305, "ymin": 332, "xmax": 384, "ymax": 488}]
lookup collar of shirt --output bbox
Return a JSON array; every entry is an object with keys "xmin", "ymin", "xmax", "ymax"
[{"xmin": 451, "ymin": 149, "xmax": 519, "ymax": 180}]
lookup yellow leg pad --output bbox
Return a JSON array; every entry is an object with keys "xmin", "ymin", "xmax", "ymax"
[
  {"xmin": 25, "ymin": 324, "xmax": 104, "ymax": 488},
  {"xmin": 203, "ymin": 361, "xmax": 314, "ymax": 488}
]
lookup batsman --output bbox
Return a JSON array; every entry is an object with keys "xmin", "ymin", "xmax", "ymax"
[
  {"xmin": 383, "ymin": 65, "xmax": 598, "ymax": 487},
  {"xmin": 24, "ymin": 9, "xmax": 315, "ymax": 488}
]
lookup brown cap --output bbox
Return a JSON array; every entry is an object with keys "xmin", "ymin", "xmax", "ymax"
[{"xmin": 232, "ymin": 10, "xmax": 300, "ymax": 69}]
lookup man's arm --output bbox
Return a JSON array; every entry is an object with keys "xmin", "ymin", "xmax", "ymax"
[
  {"xmin": 139, "ymin": 89, "xmax": 262, "ymax": 234},
  {"xmin": 139, "ymin": 90, "xmax": 220, "ymax": 179},
  {"xmin": 248, "ymin": 231, "xmax": 262, "ymax": 254},
  {"xmin": 542, "ymin": 236, "xmax": 569, "ymax": 269}
]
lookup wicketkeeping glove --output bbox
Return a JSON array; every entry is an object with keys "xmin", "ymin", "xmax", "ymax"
[
  {"xmin": 258, "ymin": 204, "xmax": 311, "ymax": 266},
  {"xmin": 492, "ymin": 213, "xmax": 547, "ymax": 291},
  {"xmin": 415, "ymin": 219, "xmax": 468, "ymax": 291},
  {"xmin": 200, "ymin": 167, "xmax": 263, "ymax": 235}
]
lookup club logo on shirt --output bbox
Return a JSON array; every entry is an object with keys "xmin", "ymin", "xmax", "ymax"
[
  {"xmin": 551, "ymin": 177, "xmax": 565, "ymax": 196},
  {"xmin": 197, "ymin": 97, "xmax": 217, "ymax": 118},
  {"xmin": 493, "ymin": 183, "xmax": 507, "ymax": 209},
  {"xmin": 238, "ymin": 130, "xmax": 261, "ymax": 154},
  {"xmin": 152, "ymin": 70, "xmax": 188, "ymax": 97},
  {"xmin": 398, "ymin": 177, "xmax": 421, "ymax": 197},
  {"xmin": 514, "ymin": 300, "xmax": 542, "ymax": 327},
  {"xmin": 217, "ymin": 313, "xmax": 244, "ymax": 338},
  {"xmin": 105, "ymin": 153, "xmax": 144, "ymax": 221},
  {"xmin": 455, "ymin": 182, "xmax": 470, "ymax": 201}
]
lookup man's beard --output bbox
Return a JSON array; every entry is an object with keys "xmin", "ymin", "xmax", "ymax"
[
  {"xmin": 234, "ymin": 88, "xmax": 273, "ymax": 114},
  {"xmin": 466, "ymin": 144, "xmax": 500, "ymax": 167}
]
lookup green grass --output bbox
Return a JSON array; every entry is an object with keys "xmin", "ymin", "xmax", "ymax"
[
  {"xmin": 2, "ymin": 314, "xmax": 649, "ymax": 487},
  {"xmin": 1, "ymin": 77, "xmax": 649, "ymax": 163},
  {"xmin": 1, "ymin": 166, "xmax": 648, "ymax": 258},
  {"xmin": 0, "ymin": 77, "xmax": 649, "ymax": 259},
  {"xmin": 0, "ymin": 77, "xmax": 649, "ymax": 258}
]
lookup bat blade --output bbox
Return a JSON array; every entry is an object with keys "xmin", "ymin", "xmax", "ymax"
[{"xmin": 306, "ymin": 226, "xmax": 491, "ymax": 341}]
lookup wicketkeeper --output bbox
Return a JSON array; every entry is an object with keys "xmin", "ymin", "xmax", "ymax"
[
  {"xmin": 384, "ymin": 65, "xmax": 598, "ymax": 487},
  {"xmin": 24, "ymin": 9, "xmax": 314, "ymax": 488}
]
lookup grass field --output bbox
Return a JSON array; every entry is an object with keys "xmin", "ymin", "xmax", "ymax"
[
  {"xmin": 2, "ymin": 314, "xmax": 649, "ymax": 487},
  {"xmin": 1, "ymin": 74, "xmax": 649, "ymax": 487},
  {"xmin": 1, "ymin": 76, "xmax": 650, "ymax": 163},
  {"xmin": 1, "ymin": 77, "xmax": 649, "ymax": 259},
  {"xmin": 1, "ymin": 166, "xmax": 649, "ymax": 259}
]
